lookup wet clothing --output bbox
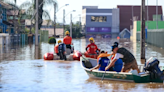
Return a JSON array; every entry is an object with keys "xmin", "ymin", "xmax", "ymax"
[
  {"xmin": 63, "ymin": 36, "xmax": 72, "ymax": 45},
  {"xmin": 86, "ymin": 43, "xmax": 99, "ymax": 54},
  {"xmin": 54, "ymin": 45, "xmax": 59, "ymax": 54},
  {"xmin": 98, "ymin": 57, "xmax": 113, "ymax": 71}
]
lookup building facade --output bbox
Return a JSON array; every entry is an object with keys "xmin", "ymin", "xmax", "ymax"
[
  {"xmin": 0, "ymin": 1, "xmax": 13, "ymax": 33},
  {"xmin": 82, "ymin": 6, "xmax": 120, "ymax": 38}
]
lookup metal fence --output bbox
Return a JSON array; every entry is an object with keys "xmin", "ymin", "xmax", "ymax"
[{"xmin": 137, "ymin": 29, "xmax": 164, "ymax": 49}]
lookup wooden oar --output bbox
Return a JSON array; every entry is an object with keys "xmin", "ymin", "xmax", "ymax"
[{"xmin": 101, "ymin": 56, "xmax": 112, "ymax": 81}]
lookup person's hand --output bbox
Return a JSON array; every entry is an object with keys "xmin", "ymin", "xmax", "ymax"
[
  {"xmin": 105, "ymin": 67, "xmax": 108, "ymax": 71},
  {"xmin": 90, "ymin": 69, "xmax": 93, "ymax": 72}
]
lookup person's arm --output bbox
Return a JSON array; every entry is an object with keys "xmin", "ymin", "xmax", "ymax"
[
  {"xmin": 105, "ymin": 59, "xmax": 117, "ymax": 71},
  {"xmin": 105, "ymin": 53, "xmax": 121, "ymax": 71},
  {"xmin": 90, "ymin": 64, "xmax": 101, "ymax": 72},
  {"xmin": 86, "ymin": 44, "xmax": 89, "ymax": 51}
]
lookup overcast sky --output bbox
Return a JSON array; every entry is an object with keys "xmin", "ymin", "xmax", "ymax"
[{"xmin": 16, "ymin": 0, "xmax": 164, "ymax": 24}]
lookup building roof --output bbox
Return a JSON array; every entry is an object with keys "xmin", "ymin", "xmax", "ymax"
[
  {"xmin": 7, "ymin": 10, "xmax": 26, "ymax": 15},
  {"xmin": 0, "ymin": 1, "xmax": 13, "ymax": 9}
]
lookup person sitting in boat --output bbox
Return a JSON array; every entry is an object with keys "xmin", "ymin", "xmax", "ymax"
[
  {"xmin": 105, "ymin": 42, "xmax": 140, "ymax": 73},
  {"xmin": 63, "ymin": 31, "xmax": 72, "ymax": 50},
  {"xmin": 90, "ymin": 51, "xmax": 113, "ymax": 71},
  {"xmin": 54, "ymin": 40, "xmax": 62, "ymax": 56},
  {"xmin": 95, "ymin": 50, "xmax": 123, "ymax": 72},
  {"xmin": 58, "ymin": 40, "xmax": 67, "ymax": 60},
  {"xmin": 85, "ymin": 37, "xmax": 100, "ymax": 55}
]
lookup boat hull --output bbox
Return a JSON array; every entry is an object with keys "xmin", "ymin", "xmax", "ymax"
[{"xmin": 80, "ymin": 56, "xmax": 164, "ymax": 83}]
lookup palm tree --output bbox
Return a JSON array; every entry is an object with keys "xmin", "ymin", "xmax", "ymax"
[{"xmin": 20, "ymin": 0, "xmax": 58, "ymax": 30}]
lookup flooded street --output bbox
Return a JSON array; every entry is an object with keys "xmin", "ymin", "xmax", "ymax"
[{"xmin": 0, "ymin": 38, "xmax": 164, "ymax": 92}]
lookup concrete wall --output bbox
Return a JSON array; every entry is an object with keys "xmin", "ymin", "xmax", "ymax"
[
  {"xmin": 136, "ymin": 29, "xmax": 164, "ymax": 49},
  {"xmin": 112, "ymin": 9, "xmax": 120, "ymax": 33}
]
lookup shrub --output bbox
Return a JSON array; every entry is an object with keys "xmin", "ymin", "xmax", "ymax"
[{"xmin": 48, "ymin": 37, "xmax": 56, "ymax": 44}]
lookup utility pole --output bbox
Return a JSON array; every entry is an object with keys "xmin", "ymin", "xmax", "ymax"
[
  {"xmin": 141, "ymin": 0, "xmax": 146, "ymax": 64},
  {"xmin": 70, "ymin": 14, "xmax": 72, "ymax": 37},
  {"xmin": 63, "ymin": 9, "xmax": 65, "ymax": 37},
  {"xmin": 79, "ymin": 16, "xmax": 81, "ymax": 32},
  {"xmin": 35, "ymin": 0, "xmax": 39, "ymax": 46},
  {"xmin": 147, "ymin": 0, "xmax": 149, "ymax": 29},
  {"xmin": 156, "ymin": 0, "xmax": 158, "ymax": 29},
  {"xmin": 54, "ymin": 3, "xmax": 56, "ymax": 37}
]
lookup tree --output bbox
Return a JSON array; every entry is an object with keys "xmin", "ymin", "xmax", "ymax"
[
  {"xmin": 20, "ymin": 0, "xmax": 57, "ymax": 30},
  {"xmin": 65, "ymin": 22, "xmax": 84, "ymax": 38}
]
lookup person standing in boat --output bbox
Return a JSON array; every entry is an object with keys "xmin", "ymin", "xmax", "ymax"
[
  {"xmin": 58, "ymin": 40, "xmax": 67, "ymax": 60},
  {"xmin": 85, "ymin": 37, "xmax": 100, "ymax": 55},
  {"xmin": 105, "ymin": 42, "xmax": 140, "ymax": 73},
  {"xmin": 63, "ymin": 31, "xmax": 72, "ymax": 50},
  {"xmin": 90, "ymin": 51, "xmax": 113, "ymax": 71}
]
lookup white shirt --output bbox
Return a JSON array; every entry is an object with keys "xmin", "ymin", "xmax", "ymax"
[{"xmin": 113, "ymin": 53, "xmax": 124, "ymax": 60}]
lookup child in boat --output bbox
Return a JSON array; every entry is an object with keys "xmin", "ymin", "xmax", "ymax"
[{"xmin": 90, "ymin": 51, "xmax": 113, "ymax": 71}]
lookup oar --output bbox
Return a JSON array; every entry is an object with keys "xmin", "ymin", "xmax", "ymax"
[{"xmin": 101, "ymin": 56, "xmax": 112, "ymax": 81}]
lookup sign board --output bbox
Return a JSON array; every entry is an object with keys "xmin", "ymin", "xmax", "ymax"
[
  {"xmin": 87, "ymin": 27, "xmax": 111, "ymax": 32},
  {"xmin": 87, "ymin": 27, "xmax": 99, "ymax": 32}
]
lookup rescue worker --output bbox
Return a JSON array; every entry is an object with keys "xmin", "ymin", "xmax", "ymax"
[
  {"xmin": 90, "ymin": 51, "xmax": 113, "ymax": 71},
  {"xmin": 86, "ymin": 37, "xmax": 100, "ymax": 54},
  {"xmin": 54, "ymin": 40, "xmax": 62, "ymax": 56},
  {"xmin": 63, "ymin": 31, "xmax": 72, "ymax": 50},
  {"xmin": 105, "ymin": 42, "xmax": 140, "ymax": 73},
  {"xmin": 58, "ymin": 40, "xmax": 67, "ymax": 60}
]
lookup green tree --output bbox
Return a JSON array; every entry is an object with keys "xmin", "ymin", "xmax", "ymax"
[
  {"xmin": 20, "ymin": 0, "xmax": 57, "ymax": 30},
  {"xmin": 65, "ymin": 22, "xmax": 84, "ymax": 38}
]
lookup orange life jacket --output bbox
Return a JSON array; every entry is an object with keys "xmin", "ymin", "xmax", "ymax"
[
  {"xmin": 97, "ymin": 53, "xmax": 111, "ymax": 63},
  {"xmin": 54, "ymin": 45, "xmax": 59, "ymax": 54},
  {"xmin": 63, "ymin": 36, "xmax": 72, "ymax": 45}
]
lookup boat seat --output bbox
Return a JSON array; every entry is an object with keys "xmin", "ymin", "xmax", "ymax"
[{"xmin": 82, "ymin": 60, "xmax": 93, "ymax": 69}]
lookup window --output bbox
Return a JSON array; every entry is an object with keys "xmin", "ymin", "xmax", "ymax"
[{"xmin": 91, "ymin": 16, "xmax": 107, "ymax": 22}]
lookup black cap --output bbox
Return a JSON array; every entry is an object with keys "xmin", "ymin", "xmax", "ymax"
[
  {"xmin": 111, "ymin": 45, "xmax": 118, "ymax": 51},
  {"xmin": 113, "ymin": 42, "xmax": 119, "ymax": 46}
]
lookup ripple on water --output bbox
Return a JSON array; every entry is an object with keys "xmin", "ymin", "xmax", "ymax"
[{"xmin": 0, "ymin": 39, "xmax": 164, "ymax": 91}]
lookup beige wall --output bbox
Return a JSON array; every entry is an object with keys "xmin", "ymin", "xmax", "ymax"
[{"xmin": 41, "ymin": 28, "xmax": 64, "ymax": 37}]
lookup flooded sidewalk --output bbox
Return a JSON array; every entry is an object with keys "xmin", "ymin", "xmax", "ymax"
[{"xmin": 0, "ymin": 38, "xmax": 164, "ymax": 92}]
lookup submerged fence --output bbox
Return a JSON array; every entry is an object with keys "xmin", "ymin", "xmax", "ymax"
[{"xmin": 137, "ymin": 29, "xmax": 164, "ymax": 49}]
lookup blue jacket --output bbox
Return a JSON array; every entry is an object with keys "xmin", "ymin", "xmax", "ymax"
[
  {"xmin": 98, "ymin": 57, "xmax": 112, "ymax": 71},
  {"xmin": 58, "ymin": 43, "xmax": 65, "ymax": 52}
]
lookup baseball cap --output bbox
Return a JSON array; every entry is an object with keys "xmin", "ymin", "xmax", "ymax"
[{"xmin": 111, "ymin": 44, "xmax": 118, "ymax": 51}]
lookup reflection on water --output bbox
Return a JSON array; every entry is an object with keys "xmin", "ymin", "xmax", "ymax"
[{"xmin": 0, "ymin": 38, "xmax": 164, "ymax": 91}]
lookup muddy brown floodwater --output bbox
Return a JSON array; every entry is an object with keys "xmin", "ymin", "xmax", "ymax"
[{"xmin": 0, "ymin": 38, "xmax": 164, "ymax": 92}]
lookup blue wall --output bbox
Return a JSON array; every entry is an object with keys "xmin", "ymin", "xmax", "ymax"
[{"xmin": 0, "ymin": 4, "xmax": 8, "ymax": 33}]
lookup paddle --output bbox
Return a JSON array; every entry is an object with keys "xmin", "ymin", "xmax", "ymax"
[{"xmin": 101, "ymin": 56, "xmax": 112, "ymax": 81}]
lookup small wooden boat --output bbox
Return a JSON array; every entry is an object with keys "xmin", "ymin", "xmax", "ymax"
[{"xmin": 80, "ymin": 56, "xmax": 164, "ymax": 83}]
